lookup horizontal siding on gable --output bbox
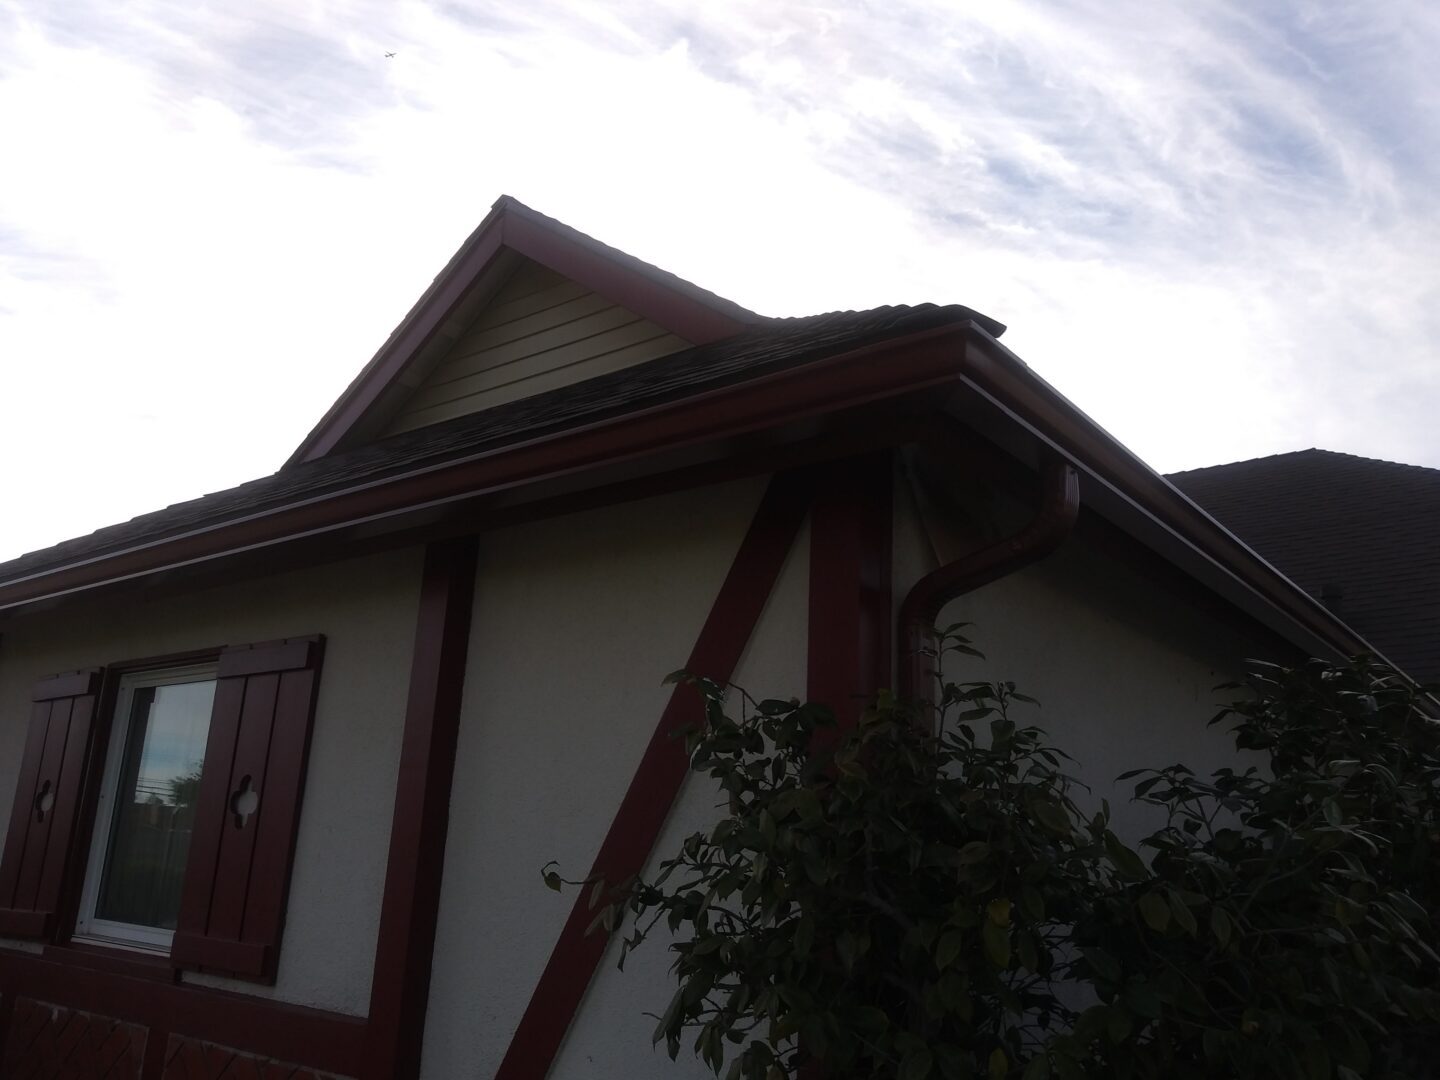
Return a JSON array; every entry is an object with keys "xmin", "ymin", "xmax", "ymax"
[
  {"xmin": 388, "ymin": 330, "xmax": 686, "ymax": 432},
  {"xmin": 382, "ymin": 258, "xmax": 689, "ymax": 437}
]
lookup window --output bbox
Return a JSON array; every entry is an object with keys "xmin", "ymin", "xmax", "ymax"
[
  {"xmin": 0, "ymin": 636, "xmax": 325, "ymax": 982},
  {"xmin": 73, "ymin": 664, "xmax": 217, "ymax": 953}
]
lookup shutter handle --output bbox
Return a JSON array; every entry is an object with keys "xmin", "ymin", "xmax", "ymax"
[
  {"xmin": 229, "ymin": 775, "xmax": 260, "ymax": 829},
  {"xmin": 34, "ymin": 779, "xmax": 55, "ymax": 823}
]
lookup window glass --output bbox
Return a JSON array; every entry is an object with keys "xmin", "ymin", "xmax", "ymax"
[
  {"xmin": 94, "ymin": 679, "xmax": 214, "ymax": 929},
  {"xmin": 76, "ymin": 668, "xmax": 215, "ymax": 949}
]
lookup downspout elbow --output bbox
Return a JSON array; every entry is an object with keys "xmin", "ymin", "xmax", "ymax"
[{"xmin": 897, "ymin": 458, "xmax": 1081, "ymax": 703}]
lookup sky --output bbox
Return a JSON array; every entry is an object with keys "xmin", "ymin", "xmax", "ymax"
[{"xmin": 1, "ymin": 0, "xmax": 1436, "ymax": 562}]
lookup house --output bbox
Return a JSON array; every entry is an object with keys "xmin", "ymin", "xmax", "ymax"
[
  {"xmin": 0, "ymin": 197, "xmax": 1402, "ymax": 1080},
  {"xmin": 1170, "ymin": 450, "xmax": 1440, "ymax": 686}
]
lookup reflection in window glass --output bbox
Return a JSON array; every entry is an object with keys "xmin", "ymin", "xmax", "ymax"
[{"xmin": 95, "ymin": 678, "xmax": 215, "ymax": 930}]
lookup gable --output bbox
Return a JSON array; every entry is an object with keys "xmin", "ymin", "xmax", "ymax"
[
  {"xmin": 288, "ymin": 196, "xmax": 759, "ymax": 464},
  {"xmin": 381, "ymin": 258, "xmax": 689, "ymax": 437}
]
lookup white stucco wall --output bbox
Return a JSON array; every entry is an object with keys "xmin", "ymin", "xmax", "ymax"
[
  {"xmin": 0, "ymin": 546, "xmax": 423, "ymax": 1016},
  {"xmin": 550, "ymin": 521, "xmax": 811, "ymax": 1080},
  {"xmin": 421, "ymin": 476, "xmax": 809, "ymax": 1080},
  {"xmin": 894, "ymin": 474, "xmax": 1274, "ymax": 841},
  {"xmin": 0, "ymin": 455, "xmax": 1293, "ymax": 1073},
  {"xmin": 421, "ymin": 466, "xmax": 1281, "ymax": 1078}
]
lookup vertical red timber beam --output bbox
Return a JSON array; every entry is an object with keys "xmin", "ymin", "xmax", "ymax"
[
  {"xmin": 364, "ymin": 537, "xmax": 479, "ymax": 1080},
  {"xmin": 494, "ymin": 471, "xmax": 815, "ymax": 1080},
  {"xmin": 808, "ymin": 452, "xmax": 894, "ymax": 735},
  {"xmin": 802, "ymin": 453, "xmax": 892, "ymax": 1080}
]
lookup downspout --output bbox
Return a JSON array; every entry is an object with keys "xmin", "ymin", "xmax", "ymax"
[{"xmin": 897, "ymin": 457, "xmax": 1081, "ymax": 704}]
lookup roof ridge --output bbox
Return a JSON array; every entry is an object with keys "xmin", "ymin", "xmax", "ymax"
[
  {"xmin": 1168, "ymin": 447, "xmax": 1440, "ymax": 477},
  {"xmin": 493, "ymin": 195, "xmax": 763, "ymax": 325},
  {"xmin": 764, "ymin": 301, "xmax": 1006, "ymax": 338},
  {"xmin": 494, "ymin": 201, "xmax": 1009, "ymax": 338}
]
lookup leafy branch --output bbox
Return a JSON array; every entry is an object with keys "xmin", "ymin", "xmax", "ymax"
[{"xmin": 547, "ymin": 639, "xmax": 1440, "ymax": 1080}]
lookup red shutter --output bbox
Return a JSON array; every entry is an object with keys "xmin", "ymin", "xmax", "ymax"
[
  {"xmin": 171, "ymin": 636, "xmax": 324, "ymax": 981},
  {"xmin": 0, "ymin": 669, "xmax": 102, "ymax": 939}
]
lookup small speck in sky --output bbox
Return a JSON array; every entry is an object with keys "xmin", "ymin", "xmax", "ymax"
[{"xmin": 0, "ymin": 0, "xmax": 1435, "ymax": 562}]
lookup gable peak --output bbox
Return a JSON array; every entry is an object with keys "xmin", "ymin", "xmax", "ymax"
[{"xmin": 287, "ymin": 197, "xmax": 762, "ymax": 465}]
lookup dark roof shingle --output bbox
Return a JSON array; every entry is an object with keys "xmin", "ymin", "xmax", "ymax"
[{"xmin": 1170, "ymin": 449, "xmax": 1440, "ymax": 684}]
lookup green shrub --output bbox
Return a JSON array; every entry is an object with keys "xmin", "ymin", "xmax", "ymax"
[
  {"xmin": 548, "ymin": 637, "xmax": 1440, "ymax": 1079},
  {"xmin": 1071, "ymin": 657, "xmax": 1440, "ymax": 1080}
]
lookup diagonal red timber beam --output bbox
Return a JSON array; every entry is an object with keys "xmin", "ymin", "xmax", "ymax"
[{"xmin": 494, "ymin": 469, "xmax": 816, "ymax": 1079}]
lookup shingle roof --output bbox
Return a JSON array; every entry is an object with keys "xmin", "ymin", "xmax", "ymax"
[
  {"xmin": 0, "ymin": 302, "xmax": 997, "ymax": 586},
  {"xmin": 1169, "ymin": 449, "xmax": 1440, "ymax": 684}
]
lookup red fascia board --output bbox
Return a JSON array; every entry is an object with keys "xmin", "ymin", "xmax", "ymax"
[
  {"xmin": 0, "ymin": 324, "xmax": 978, "ymax": 614},
  {"xmin": 291, "ymin": 222, "xmax": 508, "ymax": 465},
  {"xmin": 956, "ymin": 331, "xmax": 1384, "ymax": 666},
  {"xmin": 499, "ymin": 212, "xmax": 752, "ymax": 345},
  {"xmin": 2, "ymin": 318, "xmax": 1377, "ymax": 675}
]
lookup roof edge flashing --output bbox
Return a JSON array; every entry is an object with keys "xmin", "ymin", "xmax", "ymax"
[{"xmin": 944, "ymin": 330, "xmax": 1403, "ymax": 677}]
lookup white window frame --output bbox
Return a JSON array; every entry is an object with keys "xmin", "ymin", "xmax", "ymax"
[{"xmin": 73, "ymin": 662, "xmax": 217, "ymax": 954}]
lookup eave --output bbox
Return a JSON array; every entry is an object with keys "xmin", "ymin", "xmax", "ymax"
[
  {"xmin": 0, "ymin": 323, "xmax": 976, "ymax": 615},
  {"xmin": 946, "ymin": 329, "xmax": 1392, "ymax": 668},
  {"xmin": 0, "ymin": 322, "xmax": 1399, "ymax": 683}
]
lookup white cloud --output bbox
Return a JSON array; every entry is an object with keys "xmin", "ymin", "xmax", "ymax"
[{"xmin": 0, "ymin": 0, "xmax": 1436, "ymax": 562}]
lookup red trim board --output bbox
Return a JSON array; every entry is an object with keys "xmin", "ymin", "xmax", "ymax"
[
  {"xmin": 800, "ymin": 454, "xmax": 894, "ymax": 1080},
  {"xmin": 0, "ymin": 947, "xmax": 366, "ymax": 1078},
  {"xmin": 365, "ymin": 537, "xmax": 480, "ymax": 1080},
  {"xmin": 807, "ymin": 453, "xmax": 894, "ymax": 735},
  {"xmin": 493, "ymin": 469, "xmax": 815, "ymax": 1079}
]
